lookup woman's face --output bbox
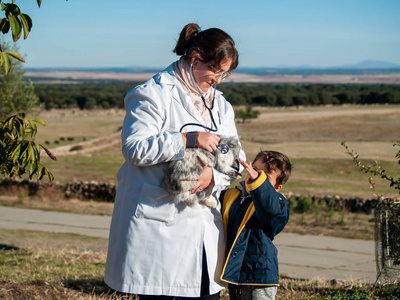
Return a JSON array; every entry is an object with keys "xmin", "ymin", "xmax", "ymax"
[{"xmin": 190, "ymin": 56, "xmax": 232, "ymax": 93}]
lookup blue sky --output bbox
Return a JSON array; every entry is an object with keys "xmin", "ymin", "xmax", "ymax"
[{"xmin": 8, "ymin": 0, "xmax": 400, "ymax": 69}]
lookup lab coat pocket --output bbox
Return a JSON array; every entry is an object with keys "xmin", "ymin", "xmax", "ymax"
[{"xmin": 135, "ymin": 182, "xmax": 177, "ymax": 223}]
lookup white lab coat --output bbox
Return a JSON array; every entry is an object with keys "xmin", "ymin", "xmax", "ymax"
[{"xmin": 104, "ymin": 63, "xmax": 245, "ymax": 297}]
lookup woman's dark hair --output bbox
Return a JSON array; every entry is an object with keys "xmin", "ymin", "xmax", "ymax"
[{"xmin": 173, "ymin": 23, "xmax": 239, "ymax": 71}]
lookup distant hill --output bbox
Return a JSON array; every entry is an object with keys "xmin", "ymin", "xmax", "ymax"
[
  {"xmin": 236, "ymin": 60, "xmax": 400, "ymax": 75},
  {"xmin": 339, "ymin": 60, "xmax": 400, "ymax": 69},
  {"xmin": 26, "ymin": 60, "xmax": 400, "ymax": 76}
]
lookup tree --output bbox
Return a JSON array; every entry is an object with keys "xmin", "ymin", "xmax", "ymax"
[
  {"xmin": 235, "ymin": 106, "xmax": 260, "ymax": 123},
  {"xmin": 0, "ymin": 39, "xmax": 38, "ymax": 117},
  {"xmin": 0, "ymin": 0, "xmax": 56, "ymax": 181}
]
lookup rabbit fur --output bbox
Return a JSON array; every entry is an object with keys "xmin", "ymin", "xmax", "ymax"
[{"xmin": 162, "ymin": 136, "xmax": 241, "ymax": 208}]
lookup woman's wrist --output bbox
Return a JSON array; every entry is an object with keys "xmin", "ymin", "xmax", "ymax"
[
  {"xmin": 183, "ymin": 132, "xmax": 199, "ymax": 148},
  {"xmin": 181, "ymin": 133, "xmax": 187, "ymax": 148}
]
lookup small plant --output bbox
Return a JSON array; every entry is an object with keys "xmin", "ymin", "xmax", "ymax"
[
  {"xmin": 70, "ymin": 145, "xmax": 83, "ymax": 152},
  {"xmin": 314, "ymin": 204, "xmax": 322, "ymax": 224},
  {"xmin": 341, "ymin": 141, "xmax": 400, "ymax": 195},
  {"xmin": 338, "ymin": 212, "xmax": 346, "ymax": 226},
  {"xmin": 327, "ymin": 202, "xmax": 337, "ymax": 225},
  {"xmin": 342, "ymin": 140, "xmax": 400, "ymax": 283},
  {"xmin": 17, "ymin": 190, "xmax": 26, "ymax": 204},
  {"xmin": 300, "ymin": 212, "xmax": 306, "ymax": 225},
  {"xmin": 290, "ymin": 195, "xmax": 313, "ymax": 213}
]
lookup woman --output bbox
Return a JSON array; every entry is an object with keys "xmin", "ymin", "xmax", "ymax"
[{"xmin": 104, "ymin": 23, "xmax": 245, "ymax": 299}]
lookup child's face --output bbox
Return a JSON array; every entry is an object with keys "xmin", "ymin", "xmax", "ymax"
[{"xmin": 251, "ymin": 160, "xmax": 282, "ymax": 192}]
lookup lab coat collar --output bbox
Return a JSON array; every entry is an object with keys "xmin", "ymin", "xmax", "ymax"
[{"xmin": 158, "ymin": 62, "xmax": 223, "ymax": 131}]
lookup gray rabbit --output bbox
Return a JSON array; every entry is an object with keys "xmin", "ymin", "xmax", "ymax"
[{"xmin": 162, "ymin": 136, "xmax": 241, "ymax": 208}]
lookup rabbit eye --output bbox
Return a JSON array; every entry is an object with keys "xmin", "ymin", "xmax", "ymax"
[{"xmin": 217, "ymin": 144, "xmax": 229, "ymax": 154}]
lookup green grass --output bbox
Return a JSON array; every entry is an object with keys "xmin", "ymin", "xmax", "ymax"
[{"xmin": 41, "ymin": 147, "xmax": 124, "ymax": 184}]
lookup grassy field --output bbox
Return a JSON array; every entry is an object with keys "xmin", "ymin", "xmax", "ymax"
[
  {"xmin": 31, "ymin": 104, "xmax": 400, "ymax": 199},
  {"xmin": 2, "ymin": 104, "xmax": 400, "ymax": 299}
]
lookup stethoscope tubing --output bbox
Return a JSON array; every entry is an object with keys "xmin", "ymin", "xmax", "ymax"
[{"xmin": 179, "ymin": 63, "xmax": 219, "ymax": 133}]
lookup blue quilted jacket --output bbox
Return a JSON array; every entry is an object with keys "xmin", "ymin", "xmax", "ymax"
[{"xmin": 220, "ymin": 171, "xmax": 289, "ymax": 286}]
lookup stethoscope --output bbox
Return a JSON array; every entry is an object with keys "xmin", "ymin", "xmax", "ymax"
[
  {"xmin": 179, "ymin": 62, "xmax": 219, "ymax": 133},
  {"xmin": 179, "ymin": 62, "xmax": 230, "ymax": 154}
]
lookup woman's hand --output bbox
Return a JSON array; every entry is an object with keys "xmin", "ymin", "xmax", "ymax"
[
  {"xmin": 197, "ymin": 132, "xmax": 220, "ymax": 152},
  {"xmin": 182, "ymin": 132, "xmax": 220, "ymax": 152},
  {"xmin": 191, "ymin": 162, "xmax": 213, "ymax": 194}
]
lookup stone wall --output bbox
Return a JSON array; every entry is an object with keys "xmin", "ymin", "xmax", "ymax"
[{"xmin": 0, "ymin": 179, "xmax": 116, "ymax": 203}]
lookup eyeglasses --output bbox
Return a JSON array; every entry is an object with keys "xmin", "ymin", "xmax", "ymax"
[{"xmin": 208, "ymin": 64, "xmax": 231, "ymax": 81}]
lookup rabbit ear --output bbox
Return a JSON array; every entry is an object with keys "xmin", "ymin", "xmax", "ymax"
[
  {"xmin": 196, "ymin": 150, "xmax": 215, "ymax": 168},
  {"xmin": 195, "ymin": 156, "xmax": 208, "ymax": 167}
]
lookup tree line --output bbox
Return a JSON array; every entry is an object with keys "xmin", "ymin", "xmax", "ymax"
[
  {"xmin": 33, "ymin": 82, "xmax": 400, "ymax": 110},
  {"xmin": 218, "ymin": 83, "xmax": 400, "ymax": 106}
]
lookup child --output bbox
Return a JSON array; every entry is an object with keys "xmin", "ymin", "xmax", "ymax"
[{"xmin": 220, "ymin": 150, "xmax": 292, "ymax": 300}]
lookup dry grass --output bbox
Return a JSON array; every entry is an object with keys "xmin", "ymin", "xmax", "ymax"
[
  {"xmin": 237, "ymin": 105, "xmax": 400, "ymax": 157},
  {"xmin": 30, "ymin": 108, "xmax": 125, "ymax": 145},
  {"xmin": 285, "ymin": 211, "xmax": 375, "ymax": 240},
  {"xmin": 27, "ymin": 105, "xmax": 400, "ymax": 199},
  {"xmin": 237, "ymin": 105, "xmax": 400, "ymax": 198},
  {"xmin": 1, "ymin": 277, "xmax": 396, "ymax": 300},
  {"xmin": 0, "ymin": 242, "xmax": 397, "ymax": 300}
]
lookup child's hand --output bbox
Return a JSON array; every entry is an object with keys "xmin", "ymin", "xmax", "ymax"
[{"xmin": 238, "ymin": 158, "xmax": 259, "ymax": 181}]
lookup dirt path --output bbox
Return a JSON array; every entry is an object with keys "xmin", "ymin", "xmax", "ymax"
[{"xmin": 42, "ymin": 131, "xmax": 122, "ymax": 158}]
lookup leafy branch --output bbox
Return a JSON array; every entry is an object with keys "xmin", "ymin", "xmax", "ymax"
[
  {"xmin": 341, "ymin": 140, "xmax": 400, "ymax": 196},
  {"xmin": 0, "ymin": 113, "xmax": 56, "ymax": 180},
  {"xmin": 0, "ymin": 0, "xmax": 41, "ymax": 75}
]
